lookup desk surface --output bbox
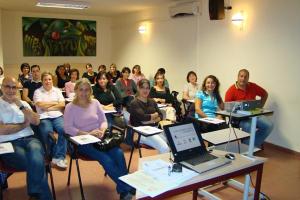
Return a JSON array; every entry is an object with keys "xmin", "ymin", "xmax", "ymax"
[
  {"xmin": 136, "ymin": 150, "xmax": 266, "ymax": 199},
  {"xmin": 202, "ymin": 128, "xmax": 250, "ymax": 145},
  {"xmin": 216, "ymin": 109, "xmax": 273, "ymax": 119}
]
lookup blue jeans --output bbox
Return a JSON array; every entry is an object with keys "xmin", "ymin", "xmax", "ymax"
[
  {"xmin": 105, "ymin": 113, "xmax": 114, "ymax": 130},
  {"xmin": 240, "ymin": 116, "xmax": 273, "ymax": 147},
  {"xmin": 77, "ymin": 144, "xmax": 133, "ymax": 194},
  {"xmin": 1, "ymin": 137, "xmax": 52, "ymax": 200},
  {"xmin": 39, "ymin": 116, "xmax": 67, "ymax": 160}
]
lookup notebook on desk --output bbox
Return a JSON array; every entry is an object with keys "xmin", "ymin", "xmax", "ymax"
[{"xmin": 163, "ymin": 122, "xmax": 231, "ymax": 173}]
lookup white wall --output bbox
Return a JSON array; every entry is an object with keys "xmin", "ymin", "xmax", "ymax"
[
  {"xmin": 111, "ymin": 0, "xmax": 300, "ymax": 152},
  {"xmin": 1, "ymin": 10, "xmax": 112, "ymax": 76},
  {"xmin": 111, "ymin": 6, "xmax": 198, "ymax": 84},
  {"xmin": 0, "ymin": 9, "xmax": 3, "ymax": 67}
]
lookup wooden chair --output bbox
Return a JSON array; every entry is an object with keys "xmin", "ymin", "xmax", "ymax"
[{"xmin": 0, "ymin": 134, "xmax": 57, "ymax": 200}]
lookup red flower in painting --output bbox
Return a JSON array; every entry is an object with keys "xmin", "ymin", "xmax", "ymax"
[{"xmin": 51, "ymin": 31, "xmax": 60, "ymax": 40}]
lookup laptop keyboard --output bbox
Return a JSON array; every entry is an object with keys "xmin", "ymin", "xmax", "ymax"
[{"xmin": 185, "ymin": 153, "xmax": 218, "ymax": 166}]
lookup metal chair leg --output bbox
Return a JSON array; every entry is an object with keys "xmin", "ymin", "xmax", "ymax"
[
  {"xmin": 127, "ymin": 144, "xmax": 135, "ymax": 172},
  {"xmin": 76, "ymin": 159, "xmax": 85, "ymax": 200},
  {"xmin": 67, "ymin": 158, "xmax": 73, "ymax": 186},
  {"xmin": 48, "ymin": 166, "xmax": 56, "ymax": 200}
]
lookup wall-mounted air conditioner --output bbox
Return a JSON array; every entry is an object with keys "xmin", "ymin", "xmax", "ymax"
[{"xmin": 169, "ymin": 1, "xmax": 201, "ymax": 18}]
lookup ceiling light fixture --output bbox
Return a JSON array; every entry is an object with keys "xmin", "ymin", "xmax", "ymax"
[{"xmin": 36, "ymin": 0, "xmax": 90, "ymax": 10}]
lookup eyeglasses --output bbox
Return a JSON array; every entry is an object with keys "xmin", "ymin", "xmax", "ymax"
[
  {"xmin": 2, "ymin": 85, "xmax": 17, "ymax": 90},
  {"xmin": 140, "ymin": 87, "xmax": 150, "ymax": 90}
]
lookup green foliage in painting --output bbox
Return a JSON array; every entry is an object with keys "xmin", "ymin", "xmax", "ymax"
[{"xmin": 22, "ymin": 17, "xmax": 96, "ymax": 56}]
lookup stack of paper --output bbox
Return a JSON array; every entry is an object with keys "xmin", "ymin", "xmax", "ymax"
[
  {"xmin": 70, "ymin": 134, "xmax": 101, "ymax": 145},
  {"xmin": 119, "ymin": 159, "xmax": 198, "ymax": 197}
]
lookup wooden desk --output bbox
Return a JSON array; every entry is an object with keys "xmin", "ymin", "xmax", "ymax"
[{"xmin": 137, "ymin": 151, "xmax": 266, "ymax": 200}]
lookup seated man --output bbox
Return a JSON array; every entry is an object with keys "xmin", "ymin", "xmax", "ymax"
[
  {"xmin": 22, "ymin": 65, "xmax": 42, "ymax": 110},
  {"xmin": 0, "ymin": 77, "xmax": 52, "ymax": 200},
  {"xmin": 225, "ymin": 69, "xmax": 273, "ymax": 148}
]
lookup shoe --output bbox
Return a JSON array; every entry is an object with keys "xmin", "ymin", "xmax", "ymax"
[
  {"xmin": 120, "ymin": 192, "xmax": 133, "ymax": 200},
  {"xmin": 52, "ymin": 158, "xmax": 67, "ymax": 170}
]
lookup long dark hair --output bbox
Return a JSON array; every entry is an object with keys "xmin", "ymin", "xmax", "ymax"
[
  {"xmin": 96, "ymin": 71, "xmax": 112, "ymax": 91},
  {"xmin": 201, "ymin": 75, "xmax": 222, "ymax": 104},
  {"xmin": 154, "ymin": 71, "xmax": 165, "ymax": 86}
]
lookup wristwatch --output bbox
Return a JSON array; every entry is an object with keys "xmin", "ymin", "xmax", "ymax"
[{"xmin": 19, "ymin": 105, "xmax": 26, "ymax": 111}]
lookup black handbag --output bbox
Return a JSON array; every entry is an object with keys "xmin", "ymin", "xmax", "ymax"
[{"xmin": 93, "ymin": 129, "xmax": 124, "ymax": 151}]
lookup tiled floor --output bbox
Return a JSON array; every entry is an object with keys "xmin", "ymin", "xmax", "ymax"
[{"xmin": 2, "ymin": 143, "xmax": 300, "ymax": 200}]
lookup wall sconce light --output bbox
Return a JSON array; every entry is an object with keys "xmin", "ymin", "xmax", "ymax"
[
  {"xmin": 232, "ymin": 11, "xmax": 245, "ymax": 30},
  {"xmin": 138, "ymin": 25, "xmax": 147, "ymax": 34}
]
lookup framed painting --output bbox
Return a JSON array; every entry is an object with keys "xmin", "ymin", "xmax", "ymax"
[{"xmin": 22, "ymin": 17, "xmax": 96, "ymax": 56}]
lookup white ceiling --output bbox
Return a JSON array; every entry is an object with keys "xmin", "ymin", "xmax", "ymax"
[{"xmin": 0, "ymin": 0, "xmax": 189, "ymax": 17}]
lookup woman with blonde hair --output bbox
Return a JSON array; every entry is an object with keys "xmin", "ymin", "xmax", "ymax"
[{"xmin": 64, "ymin": 78, "xmax": 134, "ymax": 200}]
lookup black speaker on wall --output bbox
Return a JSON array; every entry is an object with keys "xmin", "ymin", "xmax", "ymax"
[{"xmin": 209, "ymin": 0, "xmax": 225, "ymax": 20}]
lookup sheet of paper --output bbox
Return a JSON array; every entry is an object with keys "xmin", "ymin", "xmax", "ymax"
[
  {"xmin": 157, "ymin": 103, "xmax": 167, "ymax": 108},
  {"xmin": 133, "ymin": 126, "xmax": 163, "ymax": 135},
  {"xmin": 0, "ymin": 142, "xmax": 14, "ymax": 154},
  {"xmin": 198, "ymin": 117, "xmax": 225, "ymax": 124},
  {"xmin": 120, "ymin": 159, "xmax": 198, "ymax": 198},
  {"xmin": 142, "ymin": 159, "xmax": 198, "ymax": 187},
  {"xmin": 70, "ymin": 134, "xmax": 101, "ymax": 145},
  {"xmin": 103, "ymin": 109, "xmax": 117, "ymax": 114},
  {"xmin": 119, "ymin": 170, "xmax": 174, "ymax": 197}
]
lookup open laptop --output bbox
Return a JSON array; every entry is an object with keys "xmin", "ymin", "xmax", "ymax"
[
  {"xmin": 224, "ymin": 100, "xmax": 261, "ymax": 112},
  {"xmin": 163, "ymin": 122, "xmax": 231, "ymax": 173}
]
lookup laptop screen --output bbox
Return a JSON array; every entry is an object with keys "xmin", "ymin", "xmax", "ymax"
[
  {"xmin": 164, "ymin": 122, "xmax": 207, "ymax": 162},
  {"xmin": 169, "ymin": 123, "xmax": 201, "ymax": 152}
]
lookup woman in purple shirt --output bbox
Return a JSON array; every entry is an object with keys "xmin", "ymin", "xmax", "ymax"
[{"xmin": 64, "ymin": 78, "xmax": 134, "ymax": 200}]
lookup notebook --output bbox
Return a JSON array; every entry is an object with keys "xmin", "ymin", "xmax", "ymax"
[{"xmin": 163, "ymin": 122, "xmax": 231, "ymax": 173}]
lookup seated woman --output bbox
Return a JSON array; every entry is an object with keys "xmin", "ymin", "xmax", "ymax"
[
  {"xmin": 34, "ymin": 72, "xmax": 67, "ymax": 169},
  {"xmin": 108, "ymin": 63, "xmax": 121, "ymax": 84},
  {"xmin": 98, "ymin": 64, "xmax": 107, "ymax": 73},
  {"xmin": 183, "ymin": 71, "xmax": 200, "ymax": 101},
  {"xmin": 93, "ymin": 72, "xmax": 123, "ymax": 129},
  {"xmin": 0, "ymin": 66, "xmax": 4, "ymax": 88},
  {"xmin": 149, "ymin": 71, "xmax": 176, "ymax": 121},
  {"xmin": 55, "ymin": 64, "xmax": 70, "ymax": 89},
  {"xmin": 130, "ymin": 65, "xmax": 145, "ymax": 84},
  {"xmin": 64, "ymin": 63, "xmax": 71, "ymax": 78},
  {"xmin": 64, "ymin": 78, "xmax": 134, "ymax": 200},
  {"xmin": 82, "ymin": 63, "xmax": 97, "ymax": 84},
  {"xmin": 18, "ymin": 63, "xmax": 31, "ymax": 87},
  {"xmin": 65, "ymin": 68, "xmax": 80, "ymax": 98},
  {"xmin": 129, "ymin": 79, "xmax": 169, "ymax": 153},
  {"xmin": 115, "ymin": 67, "xmax": 137, "ymax": 108},
  {"xmin": 182, "ymin": 71, "xmax": 200, "ymax": 117},
  {"xmin": 195, "ymin": 75, "xmax": 225, "ymax": 132},
  {"xmin": 150, "ymin": 68, "xmax": 169, "ymax": 88}
]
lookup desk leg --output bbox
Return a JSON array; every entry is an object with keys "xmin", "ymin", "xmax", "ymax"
[
  {"xmin": 243, "ymin": 116, "xmax": 258, "ymax": 200},
  {"xmin": 193, "ymin": 189, "xmax": 198, "ymax": 200},
  {"xmin": 137, "ymin": 134, "xmax": 142, "ymax": 158},
  {"xmin": 254, "ymin": 164, "xmax": 263, "ymax": 200}
]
